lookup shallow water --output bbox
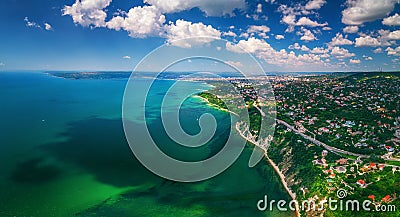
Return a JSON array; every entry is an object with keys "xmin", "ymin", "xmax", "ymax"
[{"xmin": 0, "ymin": 72, "xmax": 293, "ymax": 217}]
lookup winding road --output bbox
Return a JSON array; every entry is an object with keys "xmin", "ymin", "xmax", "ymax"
[{"xmin": 276, "ymin": 119, "xmax": 370, "ymax": 158}]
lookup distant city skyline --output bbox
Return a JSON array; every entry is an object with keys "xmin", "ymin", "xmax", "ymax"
[{"xmin": 0, "ymin": 0, "xmax": 400, "ymax": 72}]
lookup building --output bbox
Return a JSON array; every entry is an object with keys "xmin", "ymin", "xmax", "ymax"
[
  {"xmin": 313, "ymin": 158, "xmax": 328, "ymax": 168},
  {"xmin": 385, "ymin": 146, "xmax": 395, "ymax": 152},
  {"xmin": 368, "ymin": 195, "xmax": 375, "ymax": 201},
  {"xmin": 382, "ymin": 195, "xmax": 391, "ymax": 203},
  {"xmin": 336, "ymin": 158, "xmax": 348, "ymax": 165},
  {"xmin": 335, "ymin": 166, "xmax": 347, "ymax": 173},
  {"xmin": 357, "ymin": 180, "xmax": 366, "ymax": 188},
  {"xmin": 319, "ymin": 127, "xmax": 330, "ymax": 133},
  {"xmin": 369, "ymin": 162, "xmax": 377, "ymax": 169}
]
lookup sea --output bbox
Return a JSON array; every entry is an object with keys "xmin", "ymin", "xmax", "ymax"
[{"xmin": 0, "ymin": 71, "xmax": 294, "ymax": 217}]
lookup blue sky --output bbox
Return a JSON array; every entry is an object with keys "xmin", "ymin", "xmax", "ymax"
[{"xmin": 0, "ymin": 0, "xmax": 399, "ymax": 72}]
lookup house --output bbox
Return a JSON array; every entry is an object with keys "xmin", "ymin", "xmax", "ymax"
[
  {"xmin": 382, "ymin": 195, "xmax": 391, "ymax": 203},
  {"xmin": 343, "ymin": 121, "xmax": 355, "ymax": 127},
  {"xmin": 351, "ymin": 131, "xmax": 363, "ymax": 136},
  {"xmin": 322, "ymin": 150, "xmax": 329, "ymax": 157},
  {"xmin": 335, "ymin": 166, "xmax": 347, "ymax": 173},
  {"xmin": 319, "ymin": 127, "xmax": 330, "ymax": 133},
  {"xmin": 368, "ymin": 195, "xmax": 375, "ymax": 201},
  {"xmin": 357, "ymin": 180, "xmax": 366, "ymax": 188},
  {"xmin": 329, "ymin": 173, "xmax": 336, "ymax": 178},
  {"xmin": 313, "ymin": 158, "xmax": 328, "ymax": 168},
  {"xmin": 385, "ymin": 146, "xmax": 395, "ymax": 152},
  {"xmin": 369, "ymin": 162, "xmax": 377, "ymax": 169},
  {"xmin": 360, "ymin": 167, "xmax": 370, "ymax": 173},
  {"xmin": 336, "ymin": 158, "xmax": 348, "ymax": 165},
  {"xmin": 378, "ymin": 164, "xmax": 385, "ymax": 171}
]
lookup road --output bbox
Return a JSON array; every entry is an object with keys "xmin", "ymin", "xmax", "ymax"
[{"xmin": 276, "ymin": 119, "xmax": 370, "ymax": 159}]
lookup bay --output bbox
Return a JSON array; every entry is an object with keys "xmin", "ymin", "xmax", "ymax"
[{"xmin": 0, "ymin": 72, "xmax": 293, "ymax": 217}]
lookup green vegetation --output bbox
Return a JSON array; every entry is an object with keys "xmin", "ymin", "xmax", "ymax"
[
  {"xmin": 201, "ymin": 72, "xmax": 400, "ymax": 217},
  {"xmin": 198, "ymin": 92, "xmax": 228, "ymax": 110}
]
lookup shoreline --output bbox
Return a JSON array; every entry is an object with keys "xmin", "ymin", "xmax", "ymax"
[
  {"xmin": 195, "ymin": 95, "xmax": 240, "ymax": 117},
  {"xmin": 235, "ymin": 122, "xmax": 301, "ymax": 217},
  {"xmin": 197, "ymin": 92, "xmax": 300, "ymax": 216}
]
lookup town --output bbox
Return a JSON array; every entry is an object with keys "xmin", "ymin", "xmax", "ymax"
[{"xmin": 197, "ymin": 72, "xmax": 400, "ymax": 217}]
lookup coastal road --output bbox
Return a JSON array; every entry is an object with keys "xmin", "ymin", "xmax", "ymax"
[{"xmin": 276, "ymin": 119, "xmax": 370, "ymax": 159}]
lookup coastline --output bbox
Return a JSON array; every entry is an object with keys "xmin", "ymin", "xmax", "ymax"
[
  {"xmin": 197, "ymin": 92, "xmax": 300, "ymax": 216},
  {"xmin": 235, "ymin": 122, "xmax": 301, "ymax": 217},
  {"xmin": 195, "ymin": 95, "xmax": 239, "ymax": 117}
]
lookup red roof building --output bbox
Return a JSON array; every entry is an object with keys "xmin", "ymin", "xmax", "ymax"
[
  {"xmin": 323, "ymin": 169, "xmax": 332, "ymax": 174},
  {"xmin": 369, "ymin": 162, "xmax": 377, "ymax": 169},
  {"xmin": 382, "ymin": 195, "xmax": 391, "ymax": 203},
  {"xmin": 368, "ymin": 195, "xmax": 375, "ymax": 201},
  {"xmin": 357, "ymin": 180, "xmax": 366, "ymax": 187}
]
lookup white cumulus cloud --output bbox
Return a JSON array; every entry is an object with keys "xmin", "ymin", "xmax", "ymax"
[
  {"xmin": 226, "ymin": 37, "xmax": 273, "ymax": 54},
  {"xmin": 106, "ymin": 6, "xmax": 166, "ymax": 38},
  {"xmin": 363, "ymin": 55, "xmax": 373, "ymax": 60},
  {"xmin": 331, "ymin": 46, "xmax": 356, "ymax": 59},
  {"xmin": 310, "ymin": 47, "xmax": 329, "ymax": 54},
  {"xmin": 373, "ymin": 48, "xmax": 383, "ymax": 53},
  {"xmin": 24, "ymin": 17, "xmax": 41, "ymax": 28},
  {"xmin": 343, "ymin": 26, "xmax": 359, "ymax": 34},
  {"xmin": 296, "ymin": 17, "xmax": 328, "ymax": 27},
  {"xmin": 387, "ymin": 30, "xmax": 400, "ymax": 40},
  {"xmin": 350, "ymin": 59, "xmax": 361, "ymax": 64},
  {"xmin": 355, "ymin": 36, "xmax": 379, "ymax": 47},
  {"xmin": 226, "ymin": 37, "xmax": 328, "ymax": 69},
  {"xmin": 165, "ymin": 19, "xmax": 221, "ymax": 48},
  {"xmin": 382, "ymin": 13, "xmax": 400, "ymax": 26},
  {"xmin": 282, "ymin": 14, "xmax": 297, "ymax": 26},
  {"xmin": 305, "ymin": 0, "xmax": 327, "ymax": 10},
  {"xmin": 44, "ymin": 23, "xmax": 52, "ymax": 31},
  {"xmin": 355, "ymin": 35, "xmax": 391, "ymax": 47},
  {"xmin": 246, "ymin": 25, "xmax": 270, "ymax": 38},
  {"xmin": 386, "ymin": 46, "xmax": 400, "ymax": 56},
  {"xmin": 288, "ymin": 43, "xmax": 301, "ymax": 50},
  {"xmin": 299, "ymin": 27, "xmax": 317, "ymax": 41},
  {"xmin": 143, "ymin": 0, "xmax": 246, "ymax": 16},
  {"xmin": 301, "ymin": 45, "xmax": 311, "ymax": 52},
  {"xmin": 289, "ymin": 43, "xmax": 310, "ymax": 51},
  {"xmin": 223, "ymin": 31, "xmax": 237, "ymax": 37},
  {"xmin": 63, "ymin": 0, "xmax": 112, "ymax": 27},
  {"xmin": 329, "ymin": 33, "xmax": 353, "ymax": 46},
  {"xmin": 256, "ymin": 3, "xmax": 262, "ymax": 13},
  {"xmin": 342, "ymin": 0, "xmax": 398, "ymax": 25}
]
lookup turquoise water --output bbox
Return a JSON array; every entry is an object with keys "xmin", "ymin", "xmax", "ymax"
[{"xmin": 0, "ymin": 72, "xmax": 293, "ymax": 217}]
